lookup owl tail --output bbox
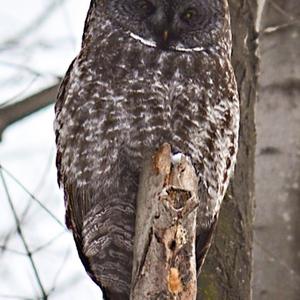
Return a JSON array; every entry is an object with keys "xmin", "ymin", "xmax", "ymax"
[
  {"xmin": 102, "ymin": 289, "xmax": 129, "ymax": 300},
  {"xmin": 65, "ymin": 184, "xmax": 136, "ymax": 300}
]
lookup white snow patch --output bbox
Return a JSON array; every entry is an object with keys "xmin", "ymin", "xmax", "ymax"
[{"xmin": 171, "ymin": 153, "xmax": 184, "ymax": 164}]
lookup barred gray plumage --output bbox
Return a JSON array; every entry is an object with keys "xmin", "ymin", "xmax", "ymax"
[{"xmin": 54, "ymin": 0, "xmax": 239, "ymax": 299}]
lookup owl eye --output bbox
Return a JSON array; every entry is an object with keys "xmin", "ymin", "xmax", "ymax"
[
  {"xmin": 136, "ymin": 0, "xmax": 156, "ymax": 16},
  {"xmin": 181, "ymin": 8, "xmax": 198, "ymax": 24}
]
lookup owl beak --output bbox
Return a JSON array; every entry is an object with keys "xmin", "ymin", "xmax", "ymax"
[{"xmin": 163, "ymin": 30, "xmax": 169, "ymax": 42}]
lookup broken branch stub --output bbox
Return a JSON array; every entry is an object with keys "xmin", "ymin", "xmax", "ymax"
[{"xmin": 131, "ymin": 143, "xmax": 199, "ymax": 300}]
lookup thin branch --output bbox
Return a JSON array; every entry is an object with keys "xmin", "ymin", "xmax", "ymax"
[
  {"xmin": 0, "ymin": 155, "xmax": 64, "ymax": 259},
  {"xmin": 260, "ymin": 21, "xmax": 299, "ymax": 35},
  {"xmin": 0, "ymin": 0, "xmax": 67, "ymax": 49},
  {"xmin": 49, "ymin": 247, "xmax": 72, "ymax": 295},
  {"xmin": 269, "ymin": 0, "xmax": 297, "ymax": 21},
  {"xmin": 46, "ymin": 274, "xmax": 84, "ymax": 296},
  {"xmin": 0, "ymin": 82, "xmax": 60, "ymax": 139},
  {"xmin": 0, "ymin": 60, "xmax": 43, "ymax": 78},
  {"xmin": 0, "ymin": 164, "xmax": 65, "ymax": 229},
  {"xmin": 0, "ymin": 231, "xmax": 65, "ymax": 257},
  {"xmin": 0, "ymin": 168, "xmax": 48, "ymax": 299},
  {"xmin": 254, "ymin": 238, "xmax": 300, "ymax": 282},
  {"xmin": 259, "ymin": 0, "xmax": 300, "ymax": 35},
  {"xmin": 0, "ymin": 75, "xmax": 39, "ymax": 108},
  {"xmin": 31, "ymin": 149, "xmax": 56, "ymax": 196},
  {"xmin": 32, "ymin": 231, "xmax": 66, "ymax": 254},
  {"xmin": 58, "ymin": 0, "xmax": 77, "ymax": 49},
  {"xmin": 0, "ymin": 294, "xmax": 34, "ymax": 300},
  {"xmin": 0, "ymin": 245, "xmax": 27, "ymax": 256}
]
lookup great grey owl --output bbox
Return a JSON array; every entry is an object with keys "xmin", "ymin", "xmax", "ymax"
[{"xmin": 54, "ymin": 0, "xmax": 239, "ymax": 299}]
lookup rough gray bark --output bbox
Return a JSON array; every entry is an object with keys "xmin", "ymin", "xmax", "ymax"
[
  {"xmin": 198, "ymin": 1, "xmax": 258, "ymax": 299},
  {"xmin": 131, "ymin": 143, "xmax": 199, "ymax": 300},
  {"xmin": 254, "ymin": 0, "xmax": 300, "ymax": 299}
]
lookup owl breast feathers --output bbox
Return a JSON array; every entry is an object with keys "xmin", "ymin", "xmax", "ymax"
[{"xmin": 54, "ymin": 0, "xmax": 239, "ymax": 299}]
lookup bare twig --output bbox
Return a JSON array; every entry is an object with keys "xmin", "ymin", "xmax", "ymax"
[
  {"xmin": 46, "ymin": 274, "xmax": 84, "ymax": 296},
  {"xmin": 0, "ymin": 164, "xmax": 65, "ymax": 228},
  {"xmin": 269, "ymin": 0, "xmax": 297, "ymax": 21},
  {"xmin": 0, "ymin": 294, "xmax": 35, "ymax": 300},
  {"xmin": 259, "ymin": 0, "xmax": 300, "ymax": 35},
  {"xmin": 0, "ymin": 76, "xmax": 39, "ymax": 108},
  {"xmin": 254, "ymin": 238, "xmax": 300, "ymax": 282},
  {"xmin": 0, "ymin": 0, "xmax": 67, "ymax": 49},
  {"xmin": 0, "ymin": 168, "xmax": 48, "ymax": 299},
  {"xmin": 0, "ymin": 245, "xmax": 27, "ymax": 256},
  {"xmin": 32, "ymin": 231, "xmax": 66, "ymax": 254},
  {"xmin": 0, "ymin": 60, "xmax": 43, "ymax": 78},
  {"xmin": 49, "ymin": 247, "xmax": 72, "ymax": 294}
]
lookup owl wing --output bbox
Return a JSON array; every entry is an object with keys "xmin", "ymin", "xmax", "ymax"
[
  {"xmin": 54, "ymin": 57, "xmax": 104, "ymax": 291},
  {"xmin": 55, "ymin": 57, "xmax": 95, "ymax": 265},
  {"xmin": 55, "ymin": 58, "xmax": 135, "ymax": 300},
  {"xmin": 55, "ymin": 57, "xmax": 76, "ymax": 187}
]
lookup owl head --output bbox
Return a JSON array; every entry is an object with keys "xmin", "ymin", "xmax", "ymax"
[{"xmin": 102, "ymin": 0, "xmax": 230, "ymax": 52}]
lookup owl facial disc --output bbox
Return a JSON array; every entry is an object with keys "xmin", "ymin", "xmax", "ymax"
[{"xmin": 129, "ymin": 32, "xmax": 205, "ymax": 53}]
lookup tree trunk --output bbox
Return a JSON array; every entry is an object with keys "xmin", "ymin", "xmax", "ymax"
[
  {"xmin": 254, "ymin": 0, "xmax": 300, "ymax": 299},
  {"xmin": 198, "ymin": 1, "xmax": 258, "ymax": 299}
]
